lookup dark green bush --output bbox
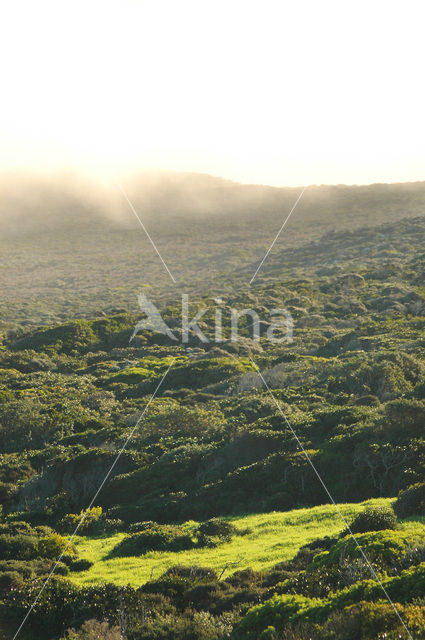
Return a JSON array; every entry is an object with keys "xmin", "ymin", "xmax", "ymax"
[
  {"xmin": 197, "ymin": 518, "xmax": 237, "ymax": 544},
  {"xmin": 110, "ymin": 524, "xmax": 195, "ymax": 557},
  {"xmin": 0, "ymin": 558, "xmax": 53, "ymax": 579},
  {"xmin": 353, "ymin": 394, "xmax": 380, "ymax": 406},
  {"xmin": 394, "ymin": 482, "xmax": 425, "ymax": 518},
  {"xmin": 348, "ymin": 505, "xmax": 398, "ymax": 534},
  {"xmin": 55, "ymin": 562, "xmax": 70, "ymax": 576},
  {"xmin": 0, "ymin": 534, "xmax": 39, "ymax": 560},
  {"xmin": 69, "ymin": 559, "xmax": 94, "ymax": 572},
  {"xmin": 61, "ymin": 554, "xmax": 76, "ymax": 567},
  {"xmin": 0, "ymin": 570, "xmax": 24, "ymax": 594},
  {"xmin": 0, "ymin": 521, "xmax": 34, "ymax": 535},
  {"xmin": 0, "ymin": 481, "xmax": 18, "ymax": 506},
  {"xmin": 2, "ymin": 576, "xmax": 80, "ymax": 637},
  {"xmin": 128, "ymin": 521, "xmax": 156, "ymax": 533},
  {"xmin": 141, "ymin": 574, "xmax": 193, "ymax": 602},
  {"xmin": 164, "ymin": 565, "xmax": 218, "ymax": 581},
  {"xmin": 103, "ymin": 518, "xmax": 124, "ymax": 533}
]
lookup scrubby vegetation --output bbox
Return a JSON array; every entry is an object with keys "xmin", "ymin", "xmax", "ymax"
[
  {"xmin": 348, "ymin": 505, "xmax": 398, "ymax": 534},
  {"xmin": 3, "ymin": 183, "xmax": 425, "ymax": 638}
]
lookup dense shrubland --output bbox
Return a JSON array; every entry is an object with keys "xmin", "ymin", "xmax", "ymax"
[
  {"xmin": 3, "ymin": 507, "xmax": 425, "ymax": 639},
  {"xmin": 3, "ymin": 212, "xmax": 425, "ymax": 637}
]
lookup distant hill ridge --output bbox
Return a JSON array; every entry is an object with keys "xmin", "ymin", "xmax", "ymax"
[{"xmin": 2, "ymin": 172, "xmax": 425, "ymax": 328}]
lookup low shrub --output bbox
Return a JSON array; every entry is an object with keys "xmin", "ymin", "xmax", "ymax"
[
  {"xmin": 69, "ymin": 559, "xmax": 94, "ymax": 572},
  {"xmin": 3, "ymin": 576, "xmax": 80, "ymax": 637},
  {"xmin": 315, "ymin": 529, "xmax": 425, "ymax": 573},
  {"xmin": 38, "ymin": 533, "xmax": 70, "ymax": 559},
  {"xmin": 58, "ymin": 506, "xmax": 104, "ymax": 535},
  {"xmin": 348, "ymin": 505, "xmax": 398, "ymax": 534},
  {"xmin": 233, "ymin": 594, "xmax": 425, "ymax": 640},
  {"xmin": 400, "ymin": 542, "xmax": 425, "ymax": 569},
  {"xmin": 197, "ymin": 518, "xmax": 237, "ymax": 543},
  {"xmin": 128, "ymin": 521, "xmax": 156, "ymax": 533},
  {"xmin": 0, "ymin": 481, "xmax": 18, "ymax": 506},
  {"xmin": 0, "ymin": 570, "xmax": 24, "ymax": 594},
  {"xmin": 0, "ymin": 558, "xmax": 54, "ymax": 579},
  {"xmin": 103, "ymin": 518, "xmax": 124, "ymax": 533},
  {"xmin": 0, "ymin": 521, "xmax": 34, "ymax": 535},
  {"xmin": 196, "ymin": 518, "xmax": 238, "ymax": 547},
  {"xmin": 55, "ymin": 562, "xmax": 70, "ymax": 576},
  {"xmin": 0, "ymin": 534, "xmax": 38, "ymax": 560},
  {"xmin": 279, "ymin": 602, "xmax": 425, "ymax": 640},
  {"xmin": 141, "ymin": 574, "xmax": 194, "ymax": 605},
  {"xmin": 64, "ymin": 619, "xmax": 123, "ymax": 639},
  {"xmin": 278, "ymin": 562, "xmax": 373, "ymax": 599},
  {"xmin": 353, "ymin": 395, "xmax": 380, "ymax": 407},
  {"xmin": 110, "ymin": 524, "xmax": 195, "ymax": 557},
  {"xmin": 394, "ymin": 482, "xmax": 425, "ymax": 518},
  {"xmin": 164, "ymin": 565, "xmax": 218, "ymax": 581},
  {"xmin": 130, "ymin": 609, "xmax": 236, "ymax": 640},
  {"xmin": 231, "ymin": 594, "xmax": 317, "ymax": 640},
  {"xmin": 34, "ymin": 525, "xmax": 54, "ymax": 536},
  {"xmin": 61, "ymin": 554, "xmax": 76, "ymax": 567}
]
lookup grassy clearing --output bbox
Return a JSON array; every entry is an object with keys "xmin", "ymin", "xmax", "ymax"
[{"xmin": 71, "ymin": 498, "xmax": 397, "ymax": 587}]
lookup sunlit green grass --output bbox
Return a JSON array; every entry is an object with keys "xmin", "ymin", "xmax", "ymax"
[{"xmin": 72, "ymin": 498, "xmax": 394, "ymax": 587}]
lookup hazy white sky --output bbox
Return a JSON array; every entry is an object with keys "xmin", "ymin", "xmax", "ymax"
[{"xmin": 1, "ymin": 0, "xmax": 424, "ymax": 186}]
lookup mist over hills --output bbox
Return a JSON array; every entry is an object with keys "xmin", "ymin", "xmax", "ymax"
[
  {"xmin": 2, "ymin": 170, "xmax": 425, "ymax": 230},
  {"xmin": 1, "ymin": 171, "xmax": 425, "ymax": 329}
]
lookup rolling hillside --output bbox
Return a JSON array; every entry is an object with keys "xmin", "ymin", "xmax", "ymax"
[{"xmin": 2, "ymin": 178, "xmax": 425, "ymax": 638}]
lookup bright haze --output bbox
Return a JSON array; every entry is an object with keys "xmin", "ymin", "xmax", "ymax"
[{"xmin": 1, "ymin": 0, "xmax": 424, "ymax": 187}]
